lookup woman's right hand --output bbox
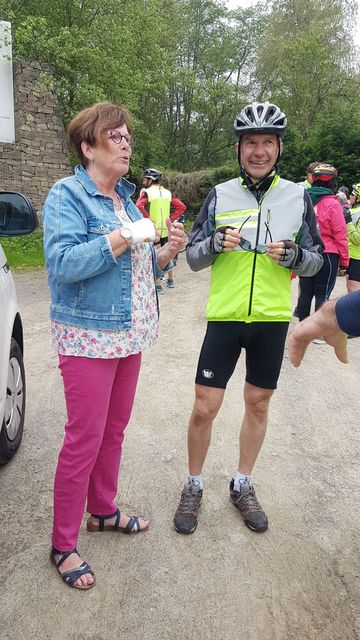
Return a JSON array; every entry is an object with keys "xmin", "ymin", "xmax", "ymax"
[
  {"xmin": 108, "ymin": 219, "xmax": 158, "ymax": 257},
  {"xmin": 127, "ymin": 218, "xmax": 157, "ymax": 244}
]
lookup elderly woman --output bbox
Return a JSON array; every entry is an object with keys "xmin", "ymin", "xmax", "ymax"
[{"xmin": 42, "ymin": 102, "xmax": 184, "ymax": 590}]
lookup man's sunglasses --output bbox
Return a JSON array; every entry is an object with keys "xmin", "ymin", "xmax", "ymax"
[{"xmin": 237, "ymin": 216, "xmax": 272, "ymax": 254}]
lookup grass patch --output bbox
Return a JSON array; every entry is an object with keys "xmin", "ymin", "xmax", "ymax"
[
  {"xmin": 0, "ymin": 228, "xmax": 45, "ymax": 269},
  {"xmin": 0, "ymin": 223, "xmax": 194, "ymax": 270}
]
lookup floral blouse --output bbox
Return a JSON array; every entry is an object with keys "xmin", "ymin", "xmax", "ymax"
[{"xmin": 51, "ymin": 200, "xmax": 159, "ymax": 358}]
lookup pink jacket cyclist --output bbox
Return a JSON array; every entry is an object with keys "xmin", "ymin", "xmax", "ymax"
[
  {"xmin": 315, "ymin": 195, "xmax": 349, "ymax": 269},
  {"xmin": 297, "ymin": 163, "xmax": 349, "ymax": 321}
]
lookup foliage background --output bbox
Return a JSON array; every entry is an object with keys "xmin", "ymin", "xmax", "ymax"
[{"xmin": 1, "ymin": 0, "xmax": 359, "ymax": 214}]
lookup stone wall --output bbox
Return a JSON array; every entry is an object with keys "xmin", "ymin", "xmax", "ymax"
[{"xmin": 0, "ymin": 61, "xmax": 72, "ymax": 220}]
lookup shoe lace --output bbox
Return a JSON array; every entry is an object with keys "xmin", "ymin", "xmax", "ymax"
[
  {"xmin": 178, "ymin": 491, "xmax": 201, "ymax": 514},
  {"xmin": 237, "ymin": 487, "xmax": 262, "ymax": 514}
]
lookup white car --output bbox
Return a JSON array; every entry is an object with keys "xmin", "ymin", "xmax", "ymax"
[{"xmin": 0, "ymin": 192, "xmax": 38, "ymax": 464}]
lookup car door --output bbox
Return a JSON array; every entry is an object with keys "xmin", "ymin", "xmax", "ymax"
[{"xmin": 0, "ymin": 244, "xmax": 13, "ymax": 423}]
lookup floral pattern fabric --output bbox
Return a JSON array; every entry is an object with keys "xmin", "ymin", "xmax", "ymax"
[{"xmin": 51, "ymin": 200, "xmax": 159, "ymax": 358}]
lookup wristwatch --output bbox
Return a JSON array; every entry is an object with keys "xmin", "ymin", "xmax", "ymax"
[{"xmin": 120, "ymin": 227, "xmax": 132, "ymax": 247}]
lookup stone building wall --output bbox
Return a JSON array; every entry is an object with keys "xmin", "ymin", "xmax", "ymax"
[{"xmin": 0, "ymin": 61, "xmax": 72, "ymax": 220}]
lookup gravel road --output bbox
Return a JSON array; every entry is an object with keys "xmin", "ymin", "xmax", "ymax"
[{"xmin": 0, "ymin": 257, "xmax": 359, "ymax": 640}]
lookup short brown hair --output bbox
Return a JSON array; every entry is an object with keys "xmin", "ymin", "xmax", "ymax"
[
  {"xmin": 307, "ymin": 161, "xmax": 320, "ymax": 175},
  {"xmin": 67, "ymin": 102, "xmax": 133, "ymax": 166}
]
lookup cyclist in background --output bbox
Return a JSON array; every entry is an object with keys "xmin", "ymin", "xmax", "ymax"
[
  {"xmin": 345, "ymin": 183, "xmax": 360, "ymax": 294},
  {"xmin": 296, "ymin": 164, "xmax": 349, "ymax": 337},
  {"xmin": 136, "ymin": 168, "xmax": 186, "ymax": 293},
  {"xmin": 173, "ymin": 102, "xmax": 323, "ymax": 536},
  {"xmin": 297, "ymin": 161, "xmax": 320, "ymax": 188},
  {"xmin": 293, "ymin": 161, "xmax": 320, "ymax": 316},
  {"xmin": 337, "ymin": 190, "xmax": 351, "ymax": 221},
  {"xmin": 338, "ymin": 185, "xmax": 350, "ymax": 199}
]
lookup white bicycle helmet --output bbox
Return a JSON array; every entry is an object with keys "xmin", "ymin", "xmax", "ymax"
[
  {"xmin": 144, "ymin": 168, "xmax": 162, "ymax": 182},
  {"xmin": 234, "ymin": 102, "xmax": 287, "ymax": 138}
]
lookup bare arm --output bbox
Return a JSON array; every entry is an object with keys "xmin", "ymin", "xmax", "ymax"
[{"xmin": 288, "ymin": 300, "xmax": 348, "ymax": 367}]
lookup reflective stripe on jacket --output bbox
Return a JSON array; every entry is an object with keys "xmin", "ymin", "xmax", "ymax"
[{"xmin": 186, "ymin": 176, "xmax": 323, "ymax": 323}]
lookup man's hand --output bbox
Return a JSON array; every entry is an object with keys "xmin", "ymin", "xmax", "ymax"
[
  {"xmin": 211, "ymin": 227, "xmax": 240, "ymax": 253},
  {"xmin": 266, "ymin": 240, "xmax": 300, "ymax": 267},
  {"xmin": 288, "ymin": 300, "xmax": 348, "ymax": 367}
]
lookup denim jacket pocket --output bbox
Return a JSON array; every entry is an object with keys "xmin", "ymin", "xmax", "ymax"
[
  {"xmin": 87, "ymin": 220, "xmax": 120, "ymax": 238},
  {"xmin": 77, "ymin": 270, "xmax": 124, "ymax": 316}
]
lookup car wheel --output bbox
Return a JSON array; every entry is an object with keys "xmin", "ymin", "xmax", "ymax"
[{"xmin": 0, "ymin": 338, "xmax": 26, "ymax": 464}]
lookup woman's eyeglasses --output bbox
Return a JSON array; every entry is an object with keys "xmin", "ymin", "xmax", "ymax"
[{"xmin": 106, "ymin": 130, "xmax": 135, "ymax": 147}]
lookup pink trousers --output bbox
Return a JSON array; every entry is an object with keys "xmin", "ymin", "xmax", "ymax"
[{"xmin": 52, "ymin": 353, "xmax": 142, "ymax": 551}]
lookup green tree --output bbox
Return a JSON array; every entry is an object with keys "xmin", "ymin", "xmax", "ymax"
[
  {"xmin": 161, "ymin": 0, "xmax": 266, "ymax": 171},
  {"xmin": 254, "ymin": 0, "xmax": 359, "ymax": 183},
  {"xmin": 1, "ymin": 0, "xmax": 359, "ymax": 182},
  {"xmin": 0, "ymin": 0, "xmax": 179, "ymax": 174}
]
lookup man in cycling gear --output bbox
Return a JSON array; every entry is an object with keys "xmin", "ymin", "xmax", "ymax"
[
  {"xmin": 173, "ymin": 102, "xmax": 323, "ymax": 535},
  {"xmin": 136, "ymin": 168, "xmax": 186, "ymax": 291}
]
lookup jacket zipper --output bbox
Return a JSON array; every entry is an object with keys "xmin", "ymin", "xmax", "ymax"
[{"xmin": 247, "ymin": 190, "xmax": 263, "ymax": 317}]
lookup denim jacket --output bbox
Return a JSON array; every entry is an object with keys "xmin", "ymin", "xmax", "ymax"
[{"xmin": 43, "ymin": 165, "xmax": 163, "ymax": 330}]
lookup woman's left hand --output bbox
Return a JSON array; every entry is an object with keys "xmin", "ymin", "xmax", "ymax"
[
  {"xmin": 156, "ymin": 218, "xmax": 186, "ymax": 269},
  {"xmin": 167, "ymin": 217, "xmax": 186, "ymax": 252}
]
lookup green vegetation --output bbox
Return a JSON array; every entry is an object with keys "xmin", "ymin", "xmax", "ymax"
[
  {"xmin": 165, "ymin": 162, "xmax": 239, "ymax": 221},
  {"xmin": 1, "ymin": 0, "xmax": 359, "ymax": 189},
  {"xmin": 1, "ymin": 229, "xmax": 45, "ymax": 269}
]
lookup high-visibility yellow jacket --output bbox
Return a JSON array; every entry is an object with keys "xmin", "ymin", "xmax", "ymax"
[{"xmin": 186, "ymin": 176, "xmax": 323, "ymax": 323}]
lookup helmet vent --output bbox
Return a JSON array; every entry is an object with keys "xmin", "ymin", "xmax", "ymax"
[{"xmin": 234, "ymin": 102, "xmax": 287, "ymax": 138}]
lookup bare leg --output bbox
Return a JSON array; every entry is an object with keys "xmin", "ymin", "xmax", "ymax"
[
  {"xmin": 174, "ymin": 384, "xmax": 225, "ymax": 534},
  {"xmin": 188, "ymin": 384, "xmax": 225, "ymax": 475},
  {"xmin": 238, "ymin": 382, "xmax": 274, "ymax": 475},
  {"xmin": 347, "ymin": 278, "xmax": 360, "ymax": 293}
]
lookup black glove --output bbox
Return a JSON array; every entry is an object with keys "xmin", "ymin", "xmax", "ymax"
[
  {"xmin": 344, "ymin": 211, "xmax": 352, "ymax": 224},
  {"xmin": 210, "ymin": 226, "xmax": 237, "ymax": 254},
  {"xmin": 210, "ymin": 230, "xmax": 226, "ymax": 253},
  {"xmin": 279, "ymin": 239, "xmax": 303, "ymax": 268}
]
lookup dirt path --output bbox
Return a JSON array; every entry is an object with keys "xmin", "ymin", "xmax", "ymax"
[{"xmin": 0, "ymin": 258, "xmax": 359, "ymax": 640}]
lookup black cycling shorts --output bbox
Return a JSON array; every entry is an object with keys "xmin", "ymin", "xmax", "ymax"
[
  {"xmin": 195, "ymin": 321, "xmax": 289, "ymax": 390},
  {"xmin": 348, "ymin": 258, "xmax": 360, "ymax": 282}
]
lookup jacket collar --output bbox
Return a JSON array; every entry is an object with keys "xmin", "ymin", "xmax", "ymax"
[{"xmin": 75, "ymin": 164, "xmax": 136, "ymax": 199}]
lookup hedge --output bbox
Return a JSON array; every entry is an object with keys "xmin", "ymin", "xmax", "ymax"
[{"xmin": 133, "ymin": 161, "xmax": 239, "ymax": 223}]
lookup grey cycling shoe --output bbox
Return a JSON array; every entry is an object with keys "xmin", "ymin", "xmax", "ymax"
[
  {"xmin": 174, "ymin": 486, "xmax": 203, "ymax": 534},
  {"xmin": 230, "ymin": 479, "xmax": 268, "ymax": 532}
]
